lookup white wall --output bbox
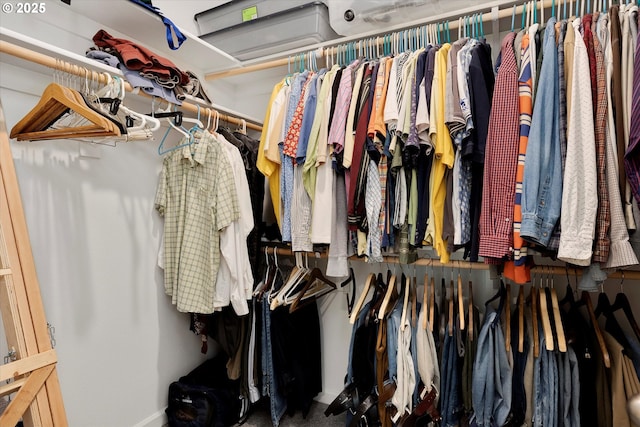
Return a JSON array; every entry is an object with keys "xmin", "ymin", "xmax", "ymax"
[{"xmin": 0, "ymin": 62, "xmax": 214, "ymax": 426}]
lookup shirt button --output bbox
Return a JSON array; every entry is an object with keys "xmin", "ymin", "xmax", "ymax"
[
  {"xmin": 505, "ymin": 218, "xmax": 510, "ymax": 222},
  {"xmin": 543, "ymin": 232, "xmax": 548, "ymax": 237},
  {"xmin": 540, "ymin": 200, "xmax": 545, "ymax": 206}
]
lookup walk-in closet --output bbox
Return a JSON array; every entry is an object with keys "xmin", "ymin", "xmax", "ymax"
[{"xmin": 1, "ymin": 0, "xmax": 640, "ymax": 426}]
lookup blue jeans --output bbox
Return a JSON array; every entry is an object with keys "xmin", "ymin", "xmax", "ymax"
[
  {"xmin": 533, "ymin": 335, "xmax": 558, "ymax": 427},
  {"xmin": 346, "ymin": 301, "xmax": 372, "ymax": 385},
  {"xmin": 471, "ymin": 308, "xmax": 512, "ymax": 427},
  {"xmin": 441, "ymin": 313, "xmax": 462, "ymax": 427},
  {"xmin": 386, "ymin": 300, "xmax": 403, "ymax": 383},
  {"xmin": 261, "ymin": 297, "xmax": 287, "ymax": 426}
]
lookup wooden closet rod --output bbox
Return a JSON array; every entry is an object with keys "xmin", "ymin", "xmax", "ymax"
[
  {"xmin": 263, "ymin": 247, "xmax": 640, "ymax": 280},
  {"xmin": 206, "ymin": 0, "xmax": 555, "ymax": 80},
  {"xmin": 0, "ymin": 40, "xmax": 263, "ymax": 132}
]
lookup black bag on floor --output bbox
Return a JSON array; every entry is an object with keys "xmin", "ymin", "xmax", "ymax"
[
  {"xmin": 166, "ymin": 354, "xmax": 241, "ymax": 427},
  {"xmin": 166, "ymin": 381, "xmax": 219, "ymax": 427}
]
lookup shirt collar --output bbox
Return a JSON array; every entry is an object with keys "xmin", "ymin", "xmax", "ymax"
[{"xmin": 180, "ymin": 133, "xmax": 209, "ymax": 165}]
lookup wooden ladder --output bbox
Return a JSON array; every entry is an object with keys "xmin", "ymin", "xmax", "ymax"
[{"xmin": 0, "ymin": 100, "xmax": 67, "ymax": 426}]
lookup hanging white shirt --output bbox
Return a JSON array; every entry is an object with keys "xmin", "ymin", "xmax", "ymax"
[{"xmin": 215, "ymin": 134, "xmax": 255, "ymax": 315}]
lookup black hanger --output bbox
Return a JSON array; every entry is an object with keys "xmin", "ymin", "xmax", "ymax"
[
  {"xmin": 341, "ymin": 267, "xmax": 357, "ymax": 316},
  {"xmin": 147, "ymin": 110, "xmax": 183, "ymax": 126},
  {"xmin": 485, "ymin": 280, "xmax": 507, "ymax": 326},
  {"xmin": 559, "ymin": 266, "xmax": 576, "ymax": 308},
  {"xmin": 593, "ymin": 288, "xmax": 612, "ymax": 319},
  {"xmin": 610, "ymin": 273, "xmax": 640, "ymax": 341}
]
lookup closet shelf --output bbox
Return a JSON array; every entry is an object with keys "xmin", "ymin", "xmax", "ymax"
[{"xmin": 67, "ymin": 1, "xmax": 241, "ymax": 75}]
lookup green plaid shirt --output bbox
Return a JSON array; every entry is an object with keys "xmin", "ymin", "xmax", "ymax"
[{"xmin": 155, "ymin": 131, "xmax": 239, "ymax": 313}]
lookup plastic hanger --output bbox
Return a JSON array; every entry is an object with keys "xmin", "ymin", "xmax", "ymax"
[
  {"xmin": 579, "ymin": 290, "xmax": 611, "ymax": 367},
  {"xmin": 253, "ymin": 247, "xmax": 273, "ymax": 299},
  {"xmin": 485, "ymin": 279, "xmax": 506, "ymax": 308},
  {"xmin": 559, "ymin": 266, "xmax": 577, "ymax": 308},
  {"xmin": 522, "ymin": 2, "xmax": 528, "ymax": 30},
  {"xmin": 271, "ymin": 253, "xmax": 308, "ymax": 309},
  {"xmin": 111, "ymin": 75, "xmax": 160, "ymax": 135},
  {"xmin": 610, "ymin": 273, "xmax": 640, "ymax": 341},
  {"xmin": 156, "ymin": 105, "xmax": 192, "ymax": 155},
  {"xmin": 341, "ymin": 267, "xmax": 357, "ymax": 317}
]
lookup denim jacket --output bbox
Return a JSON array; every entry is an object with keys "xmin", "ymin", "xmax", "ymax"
[{"xmin": 520, "ymin": 17, "xmax": 563, "ymax": 248}]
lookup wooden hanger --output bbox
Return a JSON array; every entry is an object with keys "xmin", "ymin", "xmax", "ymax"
[
  {"xmin": 422, "ymin": 273, "xmax": 429, "ymax": 330},
  {"xmin": 429, "ymin": 276, "xmax": 436, "ymax": 332},
  {"xmin": 581, "ymin": 290, "xmax": 611, "ymax": 368},
  {"xmin": 518, "ymin": 285, "xmax": 525, "ymax": 353},
  {"xmin": 529, "ymin": 284, "xmax": 540, "ymax": 358},
  {"xmin": 458, "ymin": 272, "xmax": 465, "ymax": 331},
  {"xmin": 411, "ymin": 276, "xmax": 418, "ymax": 328},
  {"xmin": 549, "ymin": 275, "xmax": 567, "ymax": 352},
  {"xmin": 377, "ymin": 272, "xmax": 398, "ymax": 320},
  {"xmin": 468, "ymin": 280, "xmax": 474, "ymax": 341},
  {"xmin": 401, "ymin": 275, "xmax": 412, "ymax": 331},
  {"xmin": 539, "ymin": 276, "xmax": 555, "ymax": 351},
  {"xmin": 350, "ymin": 273, "xmax": 376, "ymax": 324},
  {"xmin": 505, "ymin": 282, "xmax": 512, "ymax": 352},
  {"xmin": 289, "ymin": 267, "xmax": 336, "ymax": 313},
  {"xmin": 448, "ymin": 277, "xmax": 454, "ymax": 337},
  {"xmin": 10, "ymin": 83, "xmax": 120, "ymax": 141}
]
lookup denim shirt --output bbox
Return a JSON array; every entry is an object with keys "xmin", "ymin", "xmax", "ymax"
[{"xmin": 521, "ymin": 17, "xmax": 563, "ymax": 247}]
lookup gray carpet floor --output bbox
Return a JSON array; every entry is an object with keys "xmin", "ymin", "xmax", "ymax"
[{"xmin": 238, "ymin": 401, "xmax": 345, "ymax": 426}]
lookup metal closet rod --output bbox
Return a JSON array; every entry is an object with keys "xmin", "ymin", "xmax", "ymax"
[
  {"xmin": 0, "ymin": 40, "xmax": 263, "ymax": 132},
  {"xmin": 206, "ymin": 0, "xmax": 555, "ymax": 81},
  {"xmin": 263, "ymin": 247, "xmax": 640, "ymax": 280}
]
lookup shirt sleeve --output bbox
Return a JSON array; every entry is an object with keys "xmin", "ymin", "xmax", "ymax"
[
  {"xmin": 213, "ymin": 148, "xmax": 240, "ymax": 232},
  {"xmin": 154, "ymin": 160, "xmax": 168, "ymax": 216}
]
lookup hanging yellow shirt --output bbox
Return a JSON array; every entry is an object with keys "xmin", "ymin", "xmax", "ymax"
[
  {"xmin": 429, "ymin": 43, "xmax": 454, "ymax": 264},
  {"xmin": 257, "ymin": 80, "xmax": 285, "ymax": 229}
]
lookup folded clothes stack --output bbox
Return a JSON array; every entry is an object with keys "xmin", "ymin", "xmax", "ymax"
[{"xmin": 87, "ymin": 29, "xmax": 212, "ymax": 106}]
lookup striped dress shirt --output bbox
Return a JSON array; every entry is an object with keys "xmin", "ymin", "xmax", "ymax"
[
  {"xmin": 479, "ymin": 32, "xmax": 520, "ymax": 261},
  {"xmin": 625, "ymin": 22, "xmax": 640, "ymax": 209},
  {"xmin": 504, "ymin": 33, "xmax": 532, "ymax": 284}
]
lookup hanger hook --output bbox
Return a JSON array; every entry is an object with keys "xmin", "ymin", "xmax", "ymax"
[{"xmin": 274, "ymin": 247, "xmax": 279, "ymax": 269}]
